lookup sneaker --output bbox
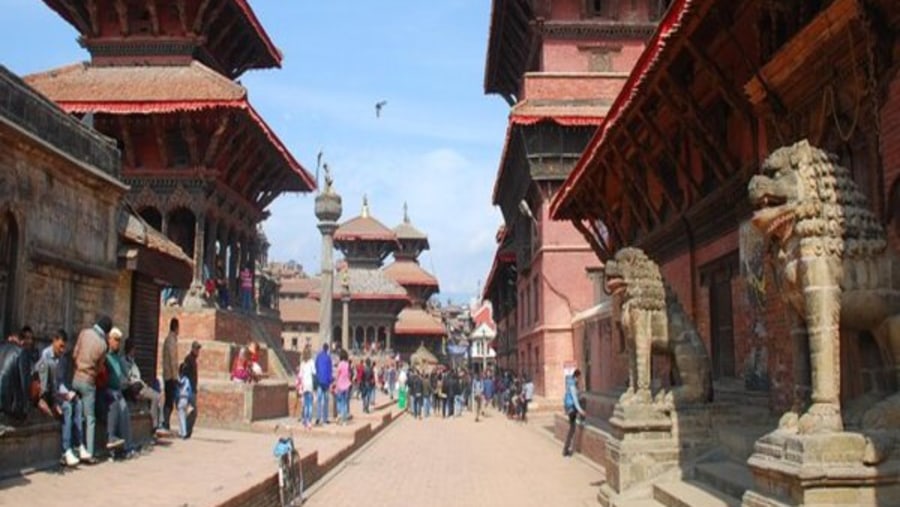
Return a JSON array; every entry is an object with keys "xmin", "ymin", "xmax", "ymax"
[
  {"xmin": 78, "ymin": 445, "xmax": 92, "ymax": 461},
  {"xmin": 154, "ymin": 427, "xmax": 171, "ymax": 438},
  {"xmin": 106, "ymin": 437, "xmax": 125, "ymax": 450},
  {"xmin": 63, "ymin": 449, "xmax": 80, "ymax": 467}
]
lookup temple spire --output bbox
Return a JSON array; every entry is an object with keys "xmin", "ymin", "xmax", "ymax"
[
  {"xmin": 361, "ymin": 194, "xmax": 370, "ymax": 218},
  {"xmin": 403, "ymin": 201, "xmax": 410, "ymax": 223}
]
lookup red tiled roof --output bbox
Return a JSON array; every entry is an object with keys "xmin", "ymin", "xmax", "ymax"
[
  {"xmin": 120, "ymin": 212, "xmax": 192, "ymax": 265},
  {"xmin": 482, "ymin": 247, "xmax": 515, "ymax": 301},
  {"xmin": 280, "ymin": 276, "xmax": 320, "ymax": 295},
  {"xmin": 383, "ymin": 260, "xmax": 439, "ymax": 288},
  {"xmin": 394, "ymin": 307, "xmax": 446, "ymax": 337},
  {"xmin": 25, "ymin": 62, "xmax": 246, "ymax": 104},
  {"xmin": 394, "ymin": 221, "xmax": 427, "ymax": 241},
  {"xmin": 335, "ymin": 216, "xmax": 397, "ymax": 242},
  {"xmin": 471, "ymin": 301, "xmax": 497, "ymax": 331},
  {"xmin": 233, "ymin": 0, "xmax": 283, "ymax": 68},
  {"xmin": 24, "ymin": 62, "xmax": 315, "ymax": 193},
  {"xmin": 279, "ymin": 297, "xmax": 320, "ymax": 324},
  {"xmin": 550, "ymin": 0, "xmax": 700, "ymax": 219}
]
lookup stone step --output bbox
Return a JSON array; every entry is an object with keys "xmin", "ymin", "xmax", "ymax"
[
  {"xmin": 715, "ymin": 424, "xmax": 772, "ymax": 462},
  {"xmin": 653, "ymin": 479, "xmax": 741, "ymax": 507},
  {"xmin": 695, "ymin": 461, "xmax": 754, "ymax": 501}
]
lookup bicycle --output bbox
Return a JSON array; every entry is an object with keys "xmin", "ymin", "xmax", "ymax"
[{"xmin": 273, "ymin": 428, "xmax": 303, "ymax": 506}]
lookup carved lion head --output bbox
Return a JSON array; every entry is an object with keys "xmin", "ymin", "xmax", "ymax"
[{"xmin": 604, "ymin": 247, "xmax": 665, "ymax": 311}]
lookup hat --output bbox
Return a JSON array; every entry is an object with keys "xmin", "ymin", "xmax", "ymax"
[
  {"xmin": 191, "ymin": 340, "xmax": 203, "ymax": 350},
  {"xmin": 109, "ymin": 327, "xmax": 123, "ymax": 340}
]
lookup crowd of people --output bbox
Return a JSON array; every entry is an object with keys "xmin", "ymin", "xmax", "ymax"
[
  {"xmin": 0, "ymin": 316, "xmax": 201, "ymax": 467},
  {"xmin": 290, "ymin": 342, "xmax": 538, "ymax": 428}
]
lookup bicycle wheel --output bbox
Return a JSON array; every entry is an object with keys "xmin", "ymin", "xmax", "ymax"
[
  {"xmin": 278, "ymin": 454, "xmax": 294, "ymax": 507},
  {"xmin": 293, "ymin": 450, "xmax": 304, "ymax": 504}
]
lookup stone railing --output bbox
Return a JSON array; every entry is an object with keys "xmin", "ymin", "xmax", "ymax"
[{"xmin": 0, "ymin": 65, "xmax": 120, "ymax": 177}]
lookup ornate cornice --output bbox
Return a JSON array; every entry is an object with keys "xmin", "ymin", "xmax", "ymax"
[{"xmin": 540, "ymin": 21, "xmax": 657, "ymax": 41}]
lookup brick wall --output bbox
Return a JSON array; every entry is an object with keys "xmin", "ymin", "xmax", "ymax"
[{"xmin": 160, "ymin": 308, "xmax": 283, "ymax": 346}]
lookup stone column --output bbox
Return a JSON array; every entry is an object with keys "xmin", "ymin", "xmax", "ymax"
[
  {"xmin": 314, "ymin": 170, "xmax": 342, "ymax": 347},
  {"xmin": 341, "ymin": 292, "xmax": 350, "ymax": 352},
  {"xmin": 228, "ymin": 233, "xmax": 238, "ymax": 304},
  {"xmin": 182, "ymin": 211, "xmax": 209, "ymax": 309}
]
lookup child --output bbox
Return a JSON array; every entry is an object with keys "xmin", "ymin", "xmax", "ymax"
[{"xmin": 176, "ymin": 363, "xmax": 194, "ymax": 438}]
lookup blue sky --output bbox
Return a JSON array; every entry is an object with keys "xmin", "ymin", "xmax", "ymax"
[{"xmin": 0, "ymin": 1, "xmax": 510, "ymax": 303}]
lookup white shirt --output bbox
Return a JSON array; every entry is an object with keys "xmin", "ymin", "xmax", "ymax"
[{"xmin": 298, "ymin": 359, "xmax": 316, "ymax": 393}]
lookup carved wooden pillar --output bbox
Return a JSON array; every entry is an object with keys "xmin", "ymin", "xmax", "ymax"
[
  {"xmin": 227, "ymin": 232, "xmax": 238, "ymax": 303},
  {"xmin": 192, "ymin": 211, "xmax": 205, "ymax": 283},
  {"xmin": 204, "ymin": 216, "xmax": 218, "ymax": 281}
]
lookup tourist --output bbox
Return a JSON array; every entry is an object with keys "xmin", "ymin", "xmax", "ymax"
[
  {"xmin": 441, "ymin": 371, "xmax": 454, "ymax": 418},
  {"xmin": 161, "ymin": 317, "xmax": 179, "ymax": 432},
  {"xmin": 296, "ymin": 346, "xmax": 316, "ymax": 429},
  {"xmin": 178, "ymin": 341, "xmax": 201, "ymax": 438},
  {"xmin": 361, "ymin": 358, "xmax": 375, "ymax": 413},
  {"xmin": 54, "ymin": 332, "xmax": 84, "ymax": 466},
  {"xmin": 522, "ymin": 375, "xmax": 534, "ymax": 423},
  {"xmin": 35, "ymin": 331, "xmax": 72, "ymax": 462},
  {"xmin": 19, "ymin": 326, "xmax": 38, "ymax": 371},
  {"xmin": 483, "ymin": 370, "xmax": 494, "ymax": 411},
  {"xmin": 216, "ymin": 263, "xmax": 230, "ymax": 309},
  {"xmin": 472, "ymin": 372, "xmax": 484, "ymax": 422},
  {"xmin": 239, "ymin": 264, "xmax": 253, "ymax": 311},
  {"xmin": 72, "ymin": 315, "xmax": 112, "ymax": 463},
  {"xmin": 353, "ymin": 359, "xmax": 364, "ymax": 400},
  {"xmin": 562, "ymin": 369, "xmax": 586, "ymax": 457},
  {"xmin": 230, "ymin": 346, "xmax": 252, "ymax": 383},
  {"xmin": 103, "ymin": 327, "xmax": 131, "ymax": 454},
  {"xmin": 248, "ymin": 341, "xmax": 263, "ymax": 380},
  {"xmin": 409, "ymin": 369, "xmax": 423, "ymax": 419},
  {"xmin": 385, "ymin": 364, "xmax": 396, "ymax": 400},
  {"xmin": 314, "ymin": 343, "xmax": 333, "ymax": 425},
  {"xmin": 334, "ymin": 349, "xmax": 351, "ymax": 425},
  {"xmin": 422, "ymin": 370, "xmax": 433, "ymax": 418},
  {"xmin": 176, "ymin": 362, "xmax": 195, "ymax": 439},
  {"xmin": 123, "ymin": 338, "xmax": 165, "ymax": 436}
]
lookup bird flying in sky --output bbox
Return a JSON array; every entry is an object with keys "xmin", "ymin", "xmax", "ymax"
[{"xmin": 375, "ymin": 100, "xmax": 387, "ymax": 118}]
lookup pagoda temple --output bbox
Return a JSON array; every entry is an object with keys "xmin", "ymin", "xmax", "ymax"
[
  {"xmin": 331, "ymin": 197, "xmax": 407, "ymax": 352},
  {"xmin": 383, "ymin": 204, "xmax": 444, "ymax": 357},
  {"xmin": 26, "ymin": 0, "xmax": 315, "ymax": 309}
]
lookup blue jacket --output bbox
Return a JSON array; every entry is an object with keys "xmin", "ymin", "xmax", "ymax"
[
  {"xmin": 564, "ymin": 374, "xmax": 582, "ymax": 412},
  {"xmin": 315, "ymin": 350, "xmax": 333, "ymax": 386}
]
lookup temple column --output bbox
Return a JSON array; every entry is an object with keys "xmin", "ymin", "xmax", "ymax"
[
  {"xmin": 227, "ymin": 232, "xmax": 238, "ymax": 306},
  {"xmin": 341, "ymin": 291, "xmax": 350, "ymax": 352},
  {"xmin": 248, "ymin": 234, "xmax": 257, "ymax": 313},
  {"xmin": 182, "ymin": 210, "xmax": 208, "ymax": 309},
  {"xmin": 204, "ymin": 217, "xmax": 218, "ymax": 282},
  {"xmin": 315, "ymin": 173, "xmax": 342, "ymax": 347},
  {"xmin": 386, "ymin": 325, "xmax": 393, "ymax": 354}
]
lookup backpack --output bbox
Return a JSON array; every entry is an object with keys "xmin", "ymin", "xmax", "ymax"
[{"xmin": 563, "ymin": 375, "xmax": 575, "ymax": 410}]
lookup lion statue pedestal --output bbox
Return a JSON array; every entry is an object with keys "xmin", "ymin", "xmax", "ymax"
[
  {"xmin": 744, "ymin": 140, "xmax": 900, "ymax": 506},
  {"xmin": 598, "ymin": 248, "xmax": 713, "ymax": 506}
]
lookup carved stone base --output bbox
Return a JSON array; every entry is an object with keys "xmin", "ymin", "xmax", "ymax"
[
  {"xmin": 604, "ymin": 402, "xmax": 679, "ymax": 495},
  {"xmin": 744, "ymin": 430, "xmax": 900, "ymax": 506}
]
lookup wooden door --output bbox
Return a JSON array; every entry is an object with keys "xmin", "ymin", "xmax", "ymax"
[
  {"xmin": 709, "ymin": 272, "xmax": 735, "ymax": 379},
  {"xmin": 0, "ymin": 213, "xmax": 18, "ymax": 338}
]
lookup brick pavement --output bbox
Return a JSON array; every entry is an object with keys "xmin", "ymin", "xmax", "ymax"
[
  {"xmin": 0, "ymin": 400, "xmax": 401, "ymax": 507},
  {"xmin": 304, "ymin": 410, "xmax": 603, "ymax": 507}
]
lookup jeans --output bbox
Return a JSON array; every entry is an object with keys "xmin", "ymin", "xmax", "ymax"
[
  {"xmin": 442, "ymin": 396, "xmax": 452, "ymax": 418},
  {"xmin": 361, "ymin": 386, "xmax": 371, "ymax": 413},
  {"xmin": 177, "ymin": 395, "xmax": 195, "ymax": 438},
  {"xmin": 422, "ymin": 396, "xmax": 431, "ymax": 418},
  {"xmin": 163, "ymin": 379, "xmax": 177, "ymax": 430},
  {"xmin": 241, "ymin": 289, "xmax": 252, "ymax": 311},
  {"xmin": 140, "ymin": 386, "xmax": 162, "ymax": 429},
  {"xmin": 563, "ymin": 409, "xmax": 578, "ymax": 454},
  {"xmin": 60, "ymin": 397, "xmax": 83, "ymax": 452},
  {"xmin": 336, "ymin": 389, "xmax": 349, "ymax": 422},
  {"xmin": 72, "ymin": 380, "xmax": 96, "ymax": 456},
  {"xmin": 106, "ymin": 389, "xmax": 132, "ymax": 448},
  {"xmin": 316, "ymin": 385, "xmax": 330, "ymax": 423},
  {"xmin": 302, "ymin": 391, "xmax": 313, "ymax": 426},
  {"xmin": 454, "ymin": 395, "xmax": 464, "ymax": 416}
]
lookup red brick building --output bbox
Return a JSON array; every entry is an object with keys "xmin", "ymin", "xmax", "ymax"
[
  {"xmin": 551, "ymin": 0, "xmax": 900, "ymax": 501},
  {"xmin": 483, "ymin": 0, "xmax": 664, "ymax": 399}
]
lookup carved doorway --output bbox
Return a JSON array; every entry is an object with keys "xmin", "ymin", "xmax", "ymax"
[
  {"xmin": 0, "ymin": 212, "xmax": 19, "ymax": 338},
  {"xmin": 702, "ymin": 253, "xmax": 739, "ymax": 380}
]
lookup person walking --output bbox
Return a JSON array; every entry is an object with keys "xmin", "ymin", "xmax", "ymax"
[
  {"xmin": 334, "ymin": 349, "xmax": 351, "ymax": 425},
  {"xmin": 239, "ymin": 264, "xmax": 253, "ymax": 311},
  {"xmin": 179, "ymin": 341, "xmax": 202, "ymax": 438},
  {"xmin": 297, "ymin": 347, "xmax": 316, "ymax": 429},
  {"xmin": 314, "ymin": 343, "xmax": 333, "ymax": 425},
  {"xmin": 472, "ymin": 372, "xmax": 484, "ymax": 422},
  {"xmin": 72, "ymin": 316, "xmax": 112, "ymax": 463},
  {"xmin": 562, "ymin": 369, "xmax": 586, "ymax": 457},
  {"xmin": 522, "ymin": 375, "xmax": 534, "ymax": 423},
  {"xmin": 161, "ymin": 317, "xmax": 179, "ymax": 432}
]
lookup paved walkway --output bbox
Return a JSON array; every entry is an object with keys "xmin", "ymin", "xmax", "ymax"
[
  {"xmin": 0, "ymin": 400, "xmax": 399, "ymax": 507},
  {"xmin": 305, "ymin": 410, "xmax": 603, "ymax": 507}
]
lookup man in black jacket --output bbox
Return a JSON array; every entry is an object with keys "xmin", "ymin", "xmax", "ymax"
[{"xmin": 0, "ymin": 335, "xmax": 33, "ymax": 423}]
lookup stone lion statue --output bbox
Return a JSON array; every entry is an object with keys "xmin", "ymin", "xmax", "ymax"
[
  {"xmin": 748, "ymin": 139, "xmax": 900, "ymax": 434},
  {"xmin": 605, "ymin": 247, "xmax": 712, "ymax": 407}
]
